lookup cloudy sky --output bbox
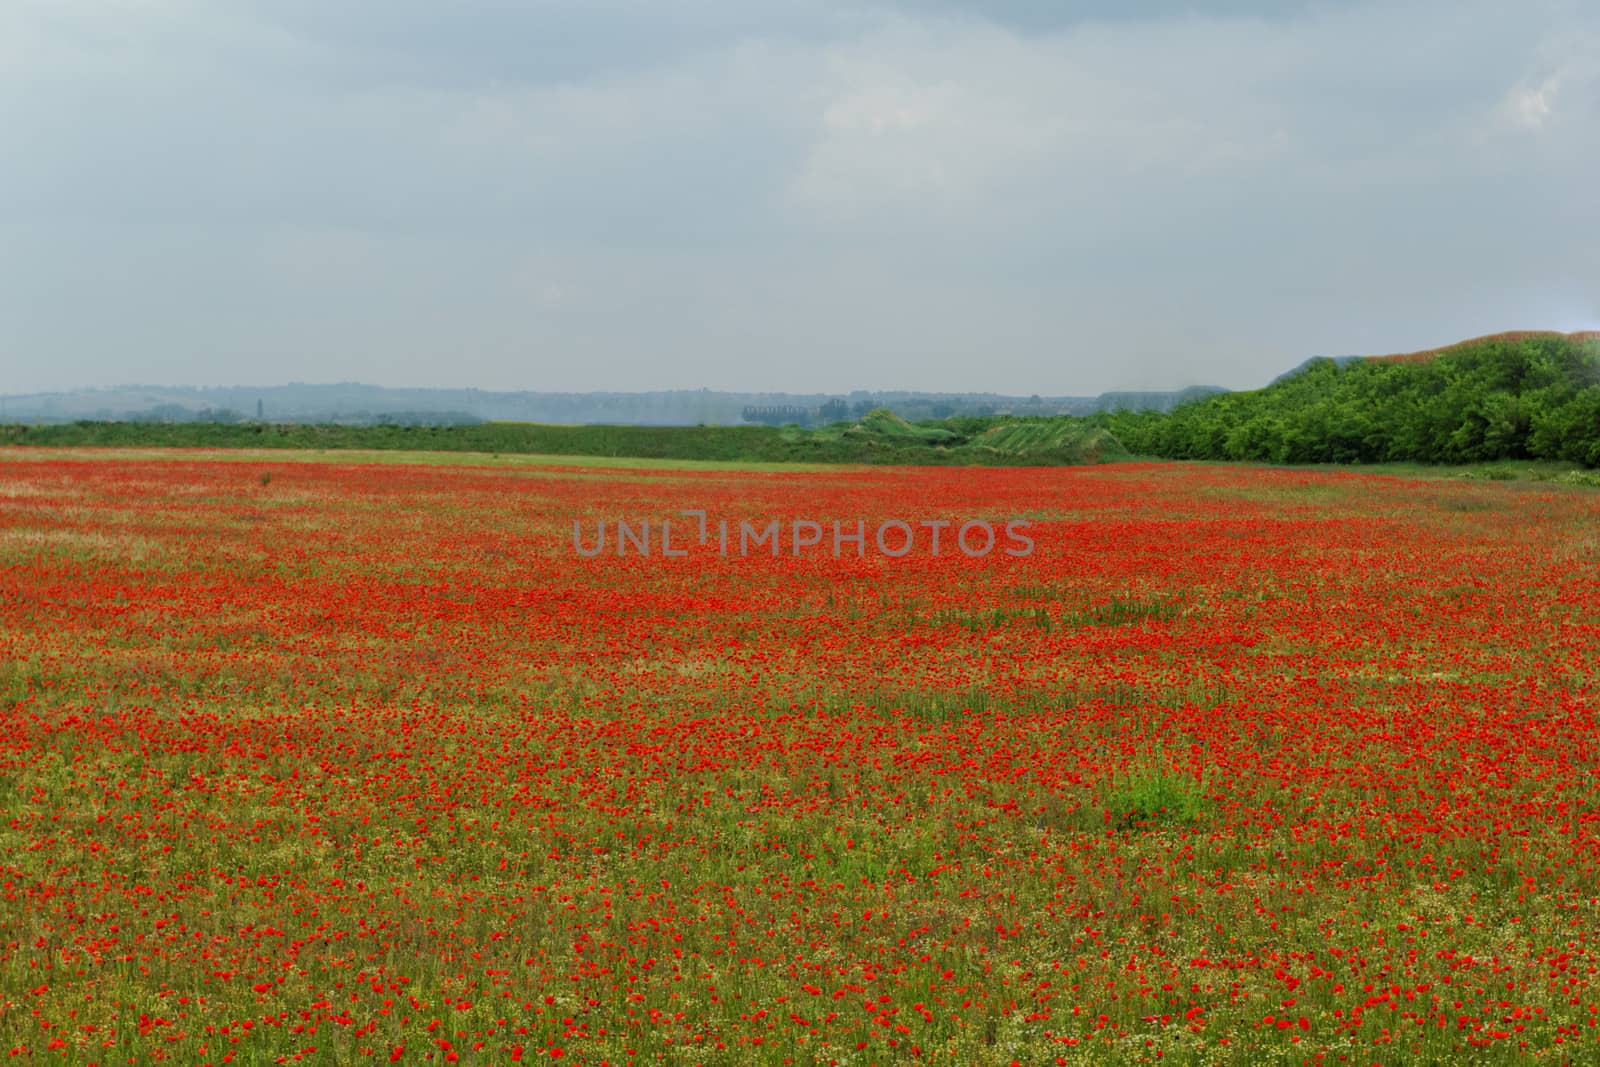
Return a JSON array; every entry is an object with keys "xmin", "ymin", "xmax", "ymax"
[{"xmin": 3, "ymin": 0, "xmax": 1597, "ymax": 395}]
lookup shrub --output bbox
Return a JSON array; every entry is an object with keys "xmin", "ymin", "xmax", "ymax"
[{"xmin": 1104, "ymin": 769, "xmax": 1207, "ymax": 827}]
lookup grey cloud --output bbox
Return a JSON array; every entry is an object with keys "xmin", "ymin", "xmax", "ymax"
[
  {"xmin": 876, "ymin": 0, "xmax": 1344, "ymax": 32},
  {"xmin": 2, "ymin": 0, "xmax": 1597, "ymax": 396},
  {"xmin": 250, "ymin": 0, "xmax": 861, "ymax": 90}
]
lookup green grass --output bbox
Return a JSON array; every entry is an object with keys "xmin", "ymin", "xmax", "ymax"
[
  {"xmin": 1104, "ymin": 455, "xmax": 1600, "ymax": 489},
  {"xmin": 922, "ymin": 596, "xmax": 1182, "ymax": 633},
  {"xmin": 1, "ymin": 410, "xmax": 1130, "ymax": 466},
  {"xmin": 833, "ymin": 407, "xmax": 960, "ymax": 443},
  {"xmin": 0, "ymin": 444, "xmax": 841, "ymax": 473},
  {"xmin": 1102, "ymin": 768, "xmax": 1209, "ymax": 827},
  {"xmin": 1060, "ymin": 596, "xmax": 1183, "ymax": 627}
]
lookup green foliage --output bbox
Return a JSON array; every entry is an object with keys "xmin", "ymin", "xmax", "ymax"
[
  {"xmin": 1060, "ymin": 596, "xmax": 1181, "ymax": 627},
  {"xmin": 1103, "ymin": 769, "xmax": 1208, "ymax": 827},
  {"xmin": 0, "ymin": 411, "xmax": 1130, "ymax": 466},
  {"xmin": 839, "ymin": 407, "xmax": 958, "ymax": 442},
  {"xmin": 14, "ymin": 333, "xmax": 1595, "ymax": 469},
  {"xmin": 1557, "ymin": 469, "xmax": 1600, "ymax": 488},
  {"xmin": 1093, "ymin": 333, "xmax": 1600, "ymax": 467}
]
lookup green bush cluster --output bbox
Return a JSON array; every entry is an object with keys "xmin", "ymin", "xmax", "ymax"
[
  {"xmin": 1103, "ymin": 769, "xmax": 1208, "ymax": 827},
  {"xmin": 1094, "ymin": 333, "xmax": 1600, "ymax": 466}
]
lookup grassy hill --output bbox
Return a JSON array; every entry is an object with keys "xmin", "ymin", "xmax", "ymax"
[
  {"xmin": 1366, "ymin": 330, "xmax": 1600, "ymax": 364},
  {"xmin": 11, "ymin": 331, "xmax": 1595, "ymax": 469},
  {"xmin": 0, "ymin": 409, "xmax": 1130, "ymax": 466},
  {"xmin": 1094, "ymin": 331, "xmax": 1600, "ymax": 466}
]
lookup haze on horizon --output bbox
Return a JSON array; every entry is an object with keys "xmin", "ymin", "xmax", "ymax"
[{"xmin": 3, "ymin": 0, "xmax": 1597, "ymax": 398}]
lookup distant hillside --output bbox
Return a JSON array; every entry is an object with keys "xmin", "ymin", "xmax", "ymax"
[
  {"xmin": 1094, "ymin": 331, "xmax": 1600, "ymax": 466},
  {"xmin": 1367, "ymin": 330, "xmax": 1600, "ymax": 365},
  {"xmin": 15, "ymin": 334, "xmax": 1597, "ymax": 468},
  {"xmin": 1270, "ymin": 355, "xmax": 1362, "ymax": 384},
  {"xmin": 1095, "ymin": 385, "xmax": 1227, "ymax": 412},
  {"xmin": 0, "ymin": 409, "xmax": 1130, "ymax": 466},
  {"xmin": 0, "ymin": 382, "xmax": 1221, "ymax": 427}
]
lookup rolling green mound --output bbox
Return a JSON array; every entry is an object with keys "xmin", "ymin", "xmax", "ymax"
[
  {"xmin": 836, "ymin": 407, "xmax": 960, "ymax": 444},
  {"xmin": 1094, "ymin": 331, "xmax": 1600, "ymax": 466},
  {"xmin": 964, "ymin": 419, "xmax": 1129, "ymax": 463},
  {"xmin": 800, "ymin": 409, "xmax": 1129, "ymax": 463}
]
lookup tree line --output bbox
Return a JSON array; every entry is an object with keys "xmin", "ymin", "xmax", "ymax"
[{"xmin": 1090, "ymin": 333, "xmax": 1600, "ymax": 466}]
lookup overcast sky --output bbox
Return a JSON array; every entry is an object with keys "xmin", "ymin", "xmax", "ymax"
[{"xmin": 4, "ymin": 0, "xmax": 1597, "ymax": 395}]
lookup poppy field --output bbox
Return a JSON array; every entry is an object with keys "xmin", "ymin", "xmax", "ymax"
[{"xmin": 2, "ymin": 449, "xmax": 1599, "ymax": 1066}]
